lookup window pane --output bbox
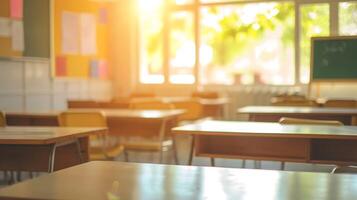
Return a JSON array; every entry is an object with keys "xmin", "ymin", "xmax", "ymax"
[
  {"xmin": 200, "ymin": 3, "xmax": 295, "ymax": 85},
  {"xmin": 201, "ymin": 0, "xmax": 237, "ymax": 3},
  {"xmin": 172, "ymin": 0, "xmax": 194, "ymax": 5},
  {"xmin": 139, "ymin": 0, "xmax": 164, "ymax": 84},
  {"xmin": 170, "ymin": 11, "xmax": 195, "ymax": 84},
  {"xmin": 300, "ymin": 4, "xmax": 329, "ymax": 84},
  {"xmin": 339, "ymin": 2, "xmax": 357, "ymax": 35}
]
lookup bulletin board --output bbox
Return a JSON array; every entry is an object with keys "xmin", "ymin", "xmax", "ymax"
[
  {"xmin": 0, "ymin": 0, "xmax": 50, "ymax": 58},
  {"xmin": 54, "ymin": 0, "xmax": 111, "ymax": 79}
]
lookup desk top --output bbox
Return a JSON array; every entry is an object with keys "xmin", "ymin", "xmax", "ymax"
[
  {"xmin": 237, "ymin": 106, "xmax": 357, "ymax": 115},
  {"xmin": 0, "ymin": 161, "xmax": 356, "ymax": 200},
  {"xmin": 172, "ymin": 120, "xmax": 357, "ymax": 139},
  {"xmin": 8, "ymin": 109, "xmax": 185, "ymax": 120},
  {"xmin": 0, "ymin": 127, "xmax": 105, "ymax": 145},
  {"xmin": 132, "ymin": 97, "xmax": 229, "ymax": 105}
]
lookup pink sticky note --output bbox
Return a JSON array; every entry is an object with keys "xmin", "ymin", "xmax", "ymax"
[
  {"xmin": 99, "ymin": 60, "xmax": 108, "ymax": 78},
  {"xmin": 10, "ymin": 0, "xmax": 23, "ymax": 19},
  {"xmin": 56, "ymin": 57, "xmax": 67, "ymax": 76},
  {"xmin": 98, "ymin": 8, "xmax": 108, "ymax": 24}
]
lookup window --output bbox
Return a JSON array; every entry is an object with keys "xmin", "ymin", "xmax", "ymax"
[
  {"xmin": 299, "ymin": 4, "xmax": 329, "ymax": 83},
  {"xmin": 137, "ymin": 0, "xmax": 356, "ymax": 85},
  {"xmin": 139, "ymin": 0, "xmax": 164, "ymax": 84},
  {"xmin": 200, "ymin": 3, "xmax": 295, "ymax": 85},
  {"xmin": 170, "ymin": 11, "xmax": 195, "ymax": 84},
  {"xmin": 339, "ymin": 2, "xmax": 357, "ymax": 35}
]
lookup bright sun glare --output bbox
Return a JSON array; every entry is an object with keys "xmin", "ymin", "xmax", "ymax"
[{"xmin": 138, "ymin": 0, "xmax": 163, "ymax": 13}]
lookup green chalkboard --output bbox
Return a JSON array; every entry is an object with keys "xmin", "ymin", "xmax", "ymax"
[
  {"xmin": 311, "ymin": 36, "xmax": 357, "ymax": 81},
  {"xmin": 23, "ymin": 0, "xmax": 50, "ymax": 58}
]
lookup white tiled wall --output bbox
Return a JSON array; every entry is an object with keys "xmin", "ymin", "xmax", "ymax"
[{"xmin": 0, "ymin": 58, "xmax": 112, "ymax": 112}]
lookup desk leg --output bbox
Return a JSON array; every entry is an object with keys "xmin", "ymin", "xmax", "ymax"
[
  {"xmin": 188, "ymin": 135, "xmax": 195, "ymax": 165},
  {"xmin": 48, "ymin": 144, "xmax": 57, "ymax": 173},
  {"xmin": 48, "ymin": 139, "xmax": 84, "ymax": 173}
]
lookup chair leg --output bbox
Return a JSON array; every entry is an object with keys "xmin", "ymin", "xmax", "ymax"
[
  {"xmin": 16, "ymin": 171, "xmax": 21, "ymax": 182},
  {"xmin": 188, "ymin": 136, "xmax": 195, "ymax": 165},
  {"xmin": 172, "ymin": 136, "xmax": 179, "ymax": 165},
  {"xmin": 280, "ymin": 162, "xmax": 285, "ymax": 170},
  {"xmin": 124, "ymin": 150, "xmax": 129, "ymax": 162},
  {"xmin": 242, "ymin": 160, "xmax": 246, "ymax": 168},
  {"xmin": 159, "ymin": 149, "xmax": 163, "ymax": 164},
  {"xmin": 210, "ymin": 158, "xmax": 215, "ymax": 166},
  {"xmin": 254, "ymin": 161, "xmax": 261, "ymax": 169},
  {"xmin": 29, "ymin": 171, "xmax": 34, "ymax": 179}
]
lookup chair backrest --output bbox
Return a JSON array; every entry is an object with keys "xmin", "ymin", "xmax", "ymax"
[
  {"xmin": 67, "ymin": 100, "xmax": 99, "ymax": 109},
  {"xmin": 271, "ymin": 99, "xmax": 317, "ymax": 107},
  {"xmin": 0, "ymin": 111, "xmax": 6, "ymax": 127},
  {"xmin": 324, "ymin": 99, "xmax": 357, "ymax": 108},
  {"xmin": 130, "ymin": 92, "xmax": 156, "ymax": 98},
  {"xmin": 129, "ymin": 99, "xmax": 175, "ymax": 110},
  {"xmin": 279, "ymin": 117, "xmax": 343, "ymax": 126},
  {"xmin": 172, "ymin": 100, "xmax": 203, "ymax": 121},
  {"xmin": 192, "ymin": 91, "xmax": 219, "ymax": 99},
  {"xmin": 58, "ymin": 111, "xmax": 107, "ymax": 127}
]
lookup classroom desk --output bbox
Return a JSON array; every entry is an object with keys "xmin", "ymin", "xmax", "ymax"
[
  {"xmin": 133, "ymin": 97, "xmax": 229, "ymax": 119},
  {"xmin": 0, "ymin": 127, "xmax": 105, "ymax": 172},
  {"xmin": 6, "ymin": 109, "xmax": 184, "ymax": 141},
  {"xmin": 172, "ymin": 120, "xmax": 357, "ymax": 166},
  {"xmin": 0, "ymin": 161, "xmax": 357, "ymax": 200},
  {"xmin": 237, "ymin": 106, "xmax": 357, "ymax": 125}
]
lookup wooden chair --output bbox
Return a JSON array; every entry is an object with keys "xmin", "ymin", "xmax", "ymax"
[
  {"xmin": 279, "ymin": 117, "xmax": 343, "ymax": 170},
  {"xmin": 172, "ymin": 100, "xmax": 203, "ymax": 122},
  {"xmin": 129, "ymin": 100, "xmax": 175, "ymax": 110},
  {"xmin": 67, "ymin": 100, "xmax": 99, "ymax": 109},
  {"xmin": 324, "ymin": 99, "xmax": 357, "ymax": 108},
  {"xmin": 58, "ymin": 111, "xmax": 124, "ymax": 160},
  {"xmin": 129, "ymin": 92, "xmax": 156, "ymax": 98},
  {"xmin": 271, "ymin": 98, "xmax": 317, "ymax": 107},
  {"xmin": 125, "ymin": 100, "xmax": 178, "ymax": 163},
  {"xmin": 0, "ymin": 111, "xmax": 6, "ymax": 127},
  {"xmin": 192, "ymin": 91, "xmax": 219, "ymax": 99}
]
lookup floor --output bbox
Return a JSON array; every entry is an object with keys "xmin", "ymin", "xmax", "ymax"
[{"xmin": 0, "ymin": 135, "xmax": 335, "ymax": 186}]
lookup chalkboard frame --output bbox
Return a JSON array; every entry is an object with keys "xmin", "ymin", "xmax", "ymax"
[{"xmin": 310, "ymin": 35, "xmax": 357, "ymax": 82}]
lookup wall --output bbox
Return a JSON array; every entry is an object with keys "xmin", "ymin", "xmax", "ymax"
[{"xmin": 0, "ymin": 58, "xmax": 112, "ymax": 112}]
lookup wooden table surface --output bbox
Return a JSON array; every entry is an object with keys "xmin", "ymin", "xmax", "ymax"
[
  {"xmin": 0, "ymin": 161, "xmax": 357, "ymax": 200},
  {"xmin": 0, "ymin": 126, "xmax": 106, "ymax": 144},
  {"xmin": 238, "ymin": 106, "xmax": 357, "ymax": 115},
  {"xmin": 172, "ymin": 120, "xmax": 357, "ymax": 139}
]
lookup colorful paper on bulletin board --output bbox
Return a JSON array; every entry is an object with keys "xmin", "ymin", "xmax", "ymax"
[
  {"xmin": 10, "ymin": 0, "xmax": 22, "ymax": 19},
  {"xmin": 98, "ymin": 8, "xmax": 108, "ymax": 24},
  {"xmin": 99, "ymin": 60, "xmax": 108, "ymax": 78},
  {"xmin": 80, "ymin": 13, "xmax": 97, "ymax": 55},
  {"xmin": 62, "ymin": 11, "xmax": 79, "ymax": 54},
  {"xmin": 11, "ymin": 20, "xmax": 24, "ymax": 51},
  {"xmin": 0, "ymin": 17, "xmax": 11, "ymax": 37},
  {"xmin": 56, "ymin": 56, "xmax": 67, "ymax": 76},
  {"xmin": 90, "ymin": 60, "xmax": 99, "ymax": 78}
]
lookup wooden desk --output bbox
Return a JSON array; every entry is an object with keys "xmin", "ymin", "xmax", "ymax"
[
  {"xmin": 1, "ymin": 161, "xmax": 357, "ymax": 200},
  {"xmin": 6, "ymin": 109, "xmax": 183, "ymax": 135},
  {"xmin": 172, "ymin": 120, "xmax": 357, "ymax": 166},
  {"xmin": 133, "ymin": 97, "xmax": 229, "ymax": 119},
  {"xmin": 238, "ymin": 106, "xmax": 357, "ymax": 125},
  {"xmin": 0, "ymin": 127, "xmax": 105, "ymax": 172}
]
